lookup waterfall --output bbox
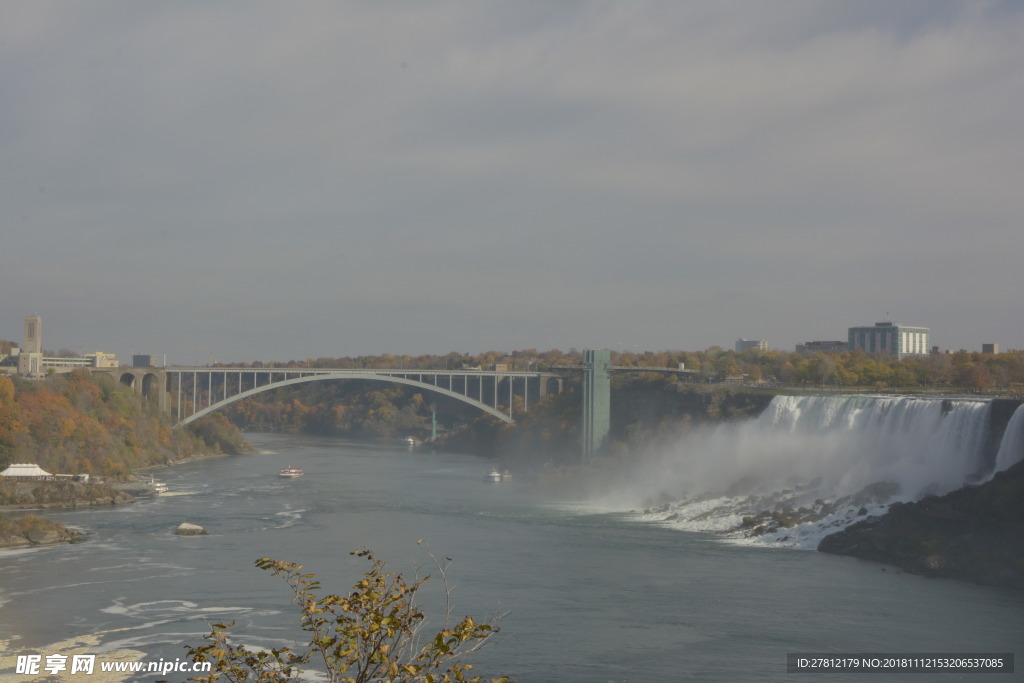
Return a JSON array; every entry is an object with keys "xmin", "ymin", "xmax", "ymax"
[
  {"xmin": 614, "ymin": 395, "xmax": 1000, "ymax": 549},
  {"xmin": 993, "ymin": 404, "xmax": 1024, "ymax": 473}
]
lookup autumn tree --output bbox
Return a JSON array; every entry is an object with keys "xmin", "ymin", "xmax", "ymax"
[
  {"xmin": 181, "ymin": 545, "xmax": 512, "ymax": 683},
  {"xmin": 0, "ymin": 376, "xmax": 26, "ymax": 463}
]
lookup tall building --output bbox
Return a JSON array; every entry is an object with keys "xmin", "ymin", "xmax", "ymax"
[
  {"xmin": 23, "ymin": 316, "xmax": 41, "ymax": 354},
  {"xmin": 848, "ymin": 322, "xmax": 930, "ymax": 360},
  {"xmin": 19, "ymin": 316, "xmax": 44, "ymax": 376},
  {"xmin": 736, "ymin": 338, "xmax": 768, "ymax": 352}
]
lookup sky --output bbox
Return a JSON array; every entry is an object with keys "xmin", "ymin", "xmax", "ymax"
[{"xmin": 2, "ymin": 1, "xmax": 1023, "ymax": 365}]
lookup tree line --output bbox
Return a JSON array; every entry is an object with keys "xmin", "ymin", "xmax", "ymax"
[{"xmin": 217, "ymin": 346, "xmax": 1024, "ymax": 393}]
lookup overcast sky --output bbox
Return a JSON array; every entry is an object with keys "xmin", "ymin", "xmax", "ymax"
[{"xmin": 2, "ymin": 1, "xmax": 1022, "ymax": 364}]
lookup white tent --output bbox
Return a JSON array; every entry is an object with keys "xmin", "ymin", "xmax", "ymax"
[{"xmin": 0, "ymin": 463, "xmax": 54, "ymax": 479}]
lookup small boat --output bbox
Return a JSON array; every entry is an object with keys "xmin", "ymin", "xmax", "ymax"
[
  {"xmin": 149, "ymin": 476, "xmax": 169, "ymax": 494},
  {"xmin": 501, "ymin": 469, "xmax": 513, "ymax": 482},
  {"xmin": 278, "ymin": 466, "xmax": 304, "ymax": 478},
  {"xmin": 483, "ymin": 468, "xmax": 502, "ymax": 482}
]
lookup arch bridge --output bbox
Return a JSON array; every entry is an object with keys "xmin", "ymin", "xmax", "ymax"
[
  {"xmin": 95, "ymin": 366, "xmax": 564, "ymax": 427},
  {"xmin": 95, "ymin": 351, "xmax": 695, "ymax": 460}
]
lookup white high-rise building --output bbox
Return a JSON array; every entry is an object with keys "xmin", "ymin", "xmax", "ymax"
[{"xmin": 848, "ymin": 322, "xmax": 930, "ymax": 360}]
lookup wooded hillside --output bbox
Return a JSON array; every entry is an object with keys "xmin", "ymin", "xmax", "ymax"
[{"xmin": 0, "ymin": 371, "xmax": 246, "ymax": 478}]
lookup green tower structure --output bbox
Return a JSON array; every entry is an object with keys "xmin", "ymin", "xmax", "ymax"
[{"xmin": 581, "ymin": 349, "xmax": 611, "ymax": 462}]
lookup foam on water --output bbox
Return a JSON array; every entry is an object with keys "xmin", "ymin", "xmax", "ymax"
[{"xmin": 273, "ymin": 507, "xmax": 305, "ymax": 529}]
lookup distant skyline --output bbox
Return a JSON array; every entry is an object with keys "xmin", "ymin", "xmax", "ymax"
[
  {"xmin": 1, "ymin": 312, "xmax": 1008, "ymax": 365},
  {"xmin": 3, "ymin": 2, "xmax": 1022, "ymax": 365}
]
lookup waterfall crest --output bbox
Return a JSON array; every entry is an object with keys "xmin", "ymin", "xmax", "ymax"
[{"xmin": 616, "ymin": 394, "xmax": 1012, "ymax": 549}]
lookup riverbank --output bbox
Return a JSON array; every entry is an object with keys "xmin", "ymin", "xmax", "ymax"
[
  {"xmin": 132, "ymin": 448, "xmax": 239, "ymax": 472},
  {"xmin": 0, "ymin": 481, "xmax": 135, "ymax": 511}
]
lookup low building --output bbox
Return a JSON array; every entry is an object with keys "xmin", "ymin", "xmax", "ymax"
[
  {"xmin": 0, "ymin": 463, "xmax": 55, "ymax": 481},
  {"xmin": 982, "ymin": 343, "xmax": 999, "ymax": 354},
  {"xmin": 17, "ymin": 352, "xmax": 119, "ymax": 376},
  {"xmin": 30, "ymin": 352, "xmax": 119, "ymax": 371},
  {"xmin": 735, "ymin": 339, "xmax": 768, "ymax": 352},
  {"xmin": 796, "ymin": 341, "xmax": 848, "ymax": 355},
  {"xmin": 85, "ymin": 352, "xmax": 119, "ymax": 368}
]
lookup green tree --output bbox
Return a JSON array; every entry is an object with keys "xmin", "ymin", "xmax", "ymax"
[{"xmin": 182, "ymin": 545, "xmax": 512, "ymax": 683}]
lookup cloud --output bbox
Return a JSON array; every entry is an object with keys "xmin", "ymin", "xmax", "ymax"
[{"xmin": 1, "ymin": 1, "xmax": 1022, "ymax": 358}]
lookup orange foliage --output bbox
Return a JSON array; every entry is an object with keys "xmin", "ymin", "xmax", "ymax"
[{"xmin": 1, "ymin": 373, "xmax": 217, "ymax": 477}]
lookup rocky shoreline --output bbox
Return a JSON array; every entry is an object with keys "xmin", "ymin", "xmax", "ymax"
[
  {"xmin": 0, "ymin": 481, "xmax": 135, "ymax": 511},
  {"xmin": 0, "ymin": 515, "xmax": 87, "ymax": 549},
  {"xmin": 132, "ymin": 448, "xmax": 237, "ymax": 473},
  {"xmin": 0, "ymin": 451, "xmax": 241, "ymax": 511},
  {"xmin": 818, "ymin": 460, "xmax": 1024, "ymax": 591}
]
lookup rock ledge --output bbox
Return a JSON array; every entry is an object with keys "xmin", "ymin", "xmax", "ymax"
[{"xmin": 818, "ymin": 460, "xmax": 1024, "ymax": 591}]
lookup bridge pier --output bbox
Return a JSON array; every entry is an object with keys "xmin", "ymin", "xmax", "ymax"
[
  {"xmin": 90, "ymin": 367, "xmax": 169, "ymax": 414},
  {"xmin": 581, "ymin": 349, "xmax": 611, "ymax": 463}
]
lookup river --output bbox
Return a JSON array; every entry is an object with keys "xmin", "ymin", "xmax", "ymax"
[{"xmin": 1, "ymin": 432, "xmax": 1022, "ymax": 682}]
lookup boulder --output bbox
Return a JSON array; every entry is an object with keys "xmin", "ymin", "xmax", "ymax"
[
  {"xmin": 174, "ymin": 522, "xmax": 208, "ymax": 536},
  {"xmin": 0, "ymin": 535, "xmax": 32, "ymax": 548},
  {"xmin": 26, "ymin": 529, "xmax": 61, "ymax": 545}
]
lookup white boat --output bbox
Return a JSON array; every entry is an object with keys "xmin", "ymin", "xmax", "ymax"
[
  {"xmin": 278, "ymin": 466, "xmax": 304, "ymax": 478},
  {"xmin": 149, "ymin": 476, "xmax": 169, "ymax": 494},
  {"xmin": 501, "ymin": 469, "xmax": 513, "ymax": 482},
  {"xmin": 483, "ymin": 469, "xmax": 502, "ymax": 482}
]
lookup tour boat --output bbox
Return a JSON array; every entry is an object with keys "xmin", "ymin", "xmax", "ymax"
[
  {"xmin": 278, "ymin": 466, "xmax": 304, "ymax": 478},
  {"xmin": 149, "ymin": 476, "xmax": 169, "ymax": 494},
  {"xmin": 483, "ymin": 469, "xmax": 502, "ymax": 482}
]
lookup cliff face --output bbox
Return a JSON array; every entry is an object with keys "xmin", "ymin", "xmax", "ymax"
[{"xmin": 818, "ymin": 460, "xmax": 1024, "ymax": 590}]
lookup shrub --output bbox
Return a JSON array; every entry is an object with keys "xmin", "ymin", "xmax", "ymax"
[{"xmin": 180, "ymin": 544, "xmax": 512, "ymax": 683}]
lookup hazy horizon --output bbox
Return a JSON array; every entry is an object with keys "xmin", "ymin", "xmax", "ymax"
[{"xmin": 3, "ymin": 2, "xmax": 1022, "ymax": 365}]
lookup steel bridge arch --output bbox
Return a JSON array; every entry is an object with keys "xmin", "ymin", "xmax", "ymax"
[{"xmin": 175, "ymin": 372, "xmax": 514, "ymax": 427}]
